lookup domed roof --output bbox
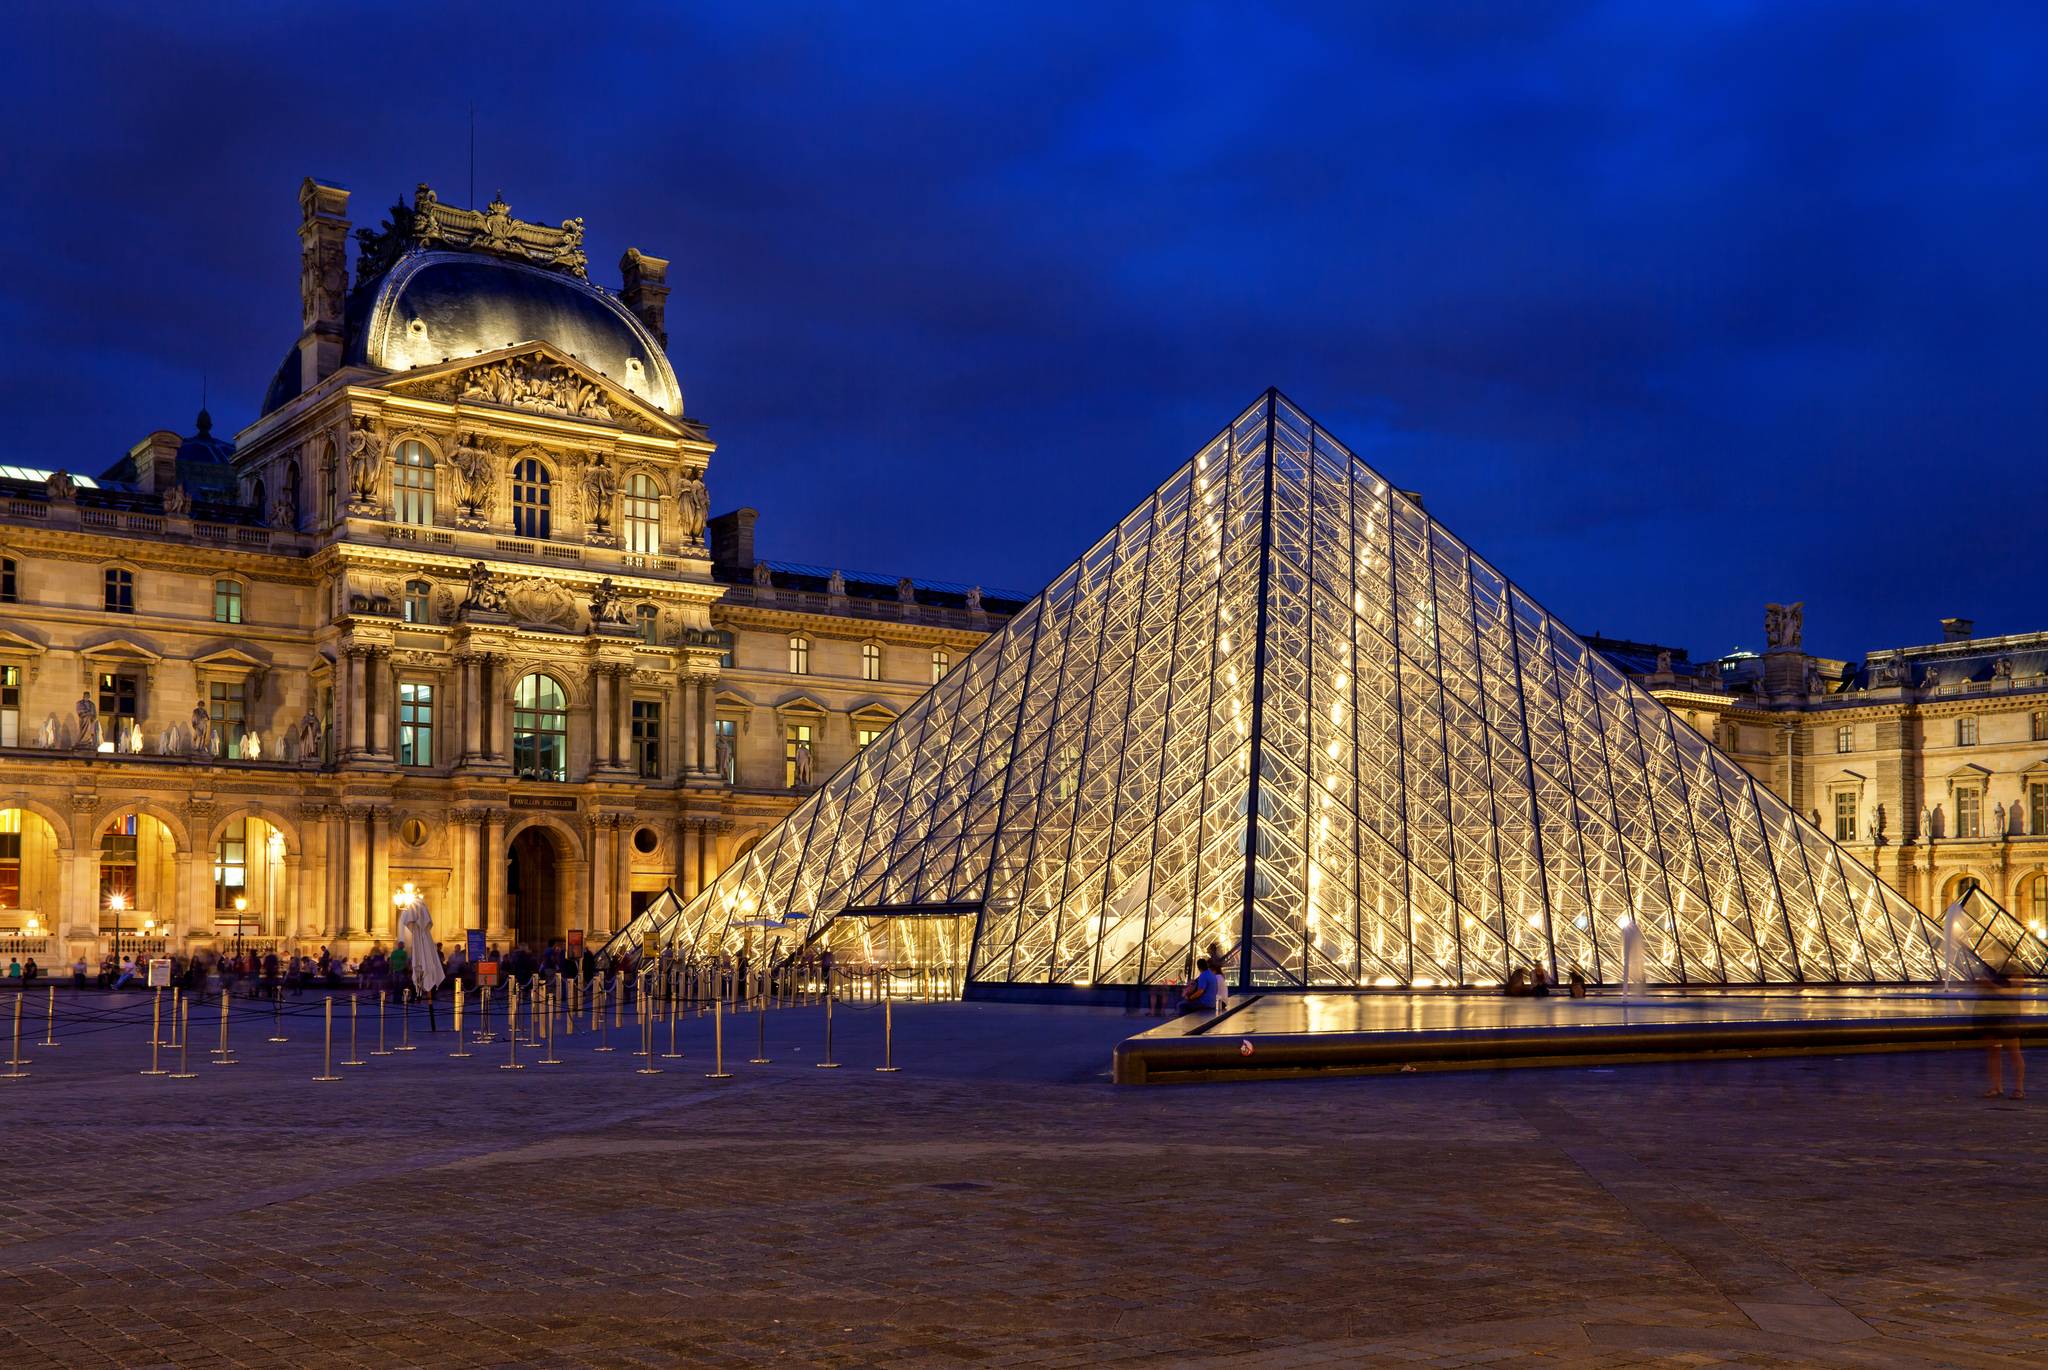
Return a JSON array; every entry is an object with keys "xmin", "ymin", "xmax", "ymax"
[{"xmin": 261, "ymin": 248, "xmax": 682, "ymax": 418}]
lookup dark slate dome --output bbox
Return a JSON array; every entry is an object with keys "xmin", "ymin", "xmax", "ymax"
[{"xmin": 261, "ymin": 249, "xmax": 682, "ymax": 417}]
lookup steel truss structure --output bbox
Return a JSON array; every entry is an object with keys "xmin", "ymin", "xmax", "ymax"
[{"xmin": 627, "ymin": 392, "xmax": 2047, "ymax": 989}]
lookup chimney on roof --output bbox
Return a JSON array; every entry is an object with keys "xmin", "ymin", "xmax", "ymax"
[
  {"xmin": 1941, "ymin": 617, "xmax": 1975, "ymax": 643},
  {"xmin": 125, "ymin": 430, "xmax": 183, "ymax": 492},
  {"xmin": 708, "ymin": 507, "xmax": 758, "ymax": 572},
  {"xmin": 297, "ymin": 178, "xmax": 351, "ymax": 393},
  {"xmin": 620, "ymin": 248, "xmax": 671, "ymax": 348}
]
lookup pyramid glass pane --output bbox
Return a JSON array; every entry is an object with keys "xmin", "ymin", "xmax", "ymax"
[{"xmin": 630, "ymin": 392, "xmax": 2048, "ymax": 989}]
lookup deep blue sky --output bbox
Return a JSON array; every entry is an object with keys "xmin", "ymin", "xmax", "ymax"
[{"xmin": 4, "ymin": 2, "xmax": 2043, "ymax": 661}]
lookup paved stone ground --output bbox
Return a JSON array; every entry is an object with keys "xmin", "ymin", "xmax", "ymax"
[{"xmin": 0, "ymin": 990, "xmax": 2041, "ymax": 1368}]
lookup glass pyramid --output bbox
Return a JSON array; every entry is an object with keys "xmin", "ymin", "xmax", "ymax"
[{"xmin": 636, "ymin": 392, "xmax": 2047, "ymax": 989}]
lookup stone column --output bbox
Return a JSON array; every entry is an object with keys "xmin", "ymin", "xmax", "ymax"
[
  {"xmin": 487, "ymin": 655, "xmax": 507, "ymax": 761},
  {"xmin": 592, "ymin": 665, "xmax": 614, "ymax": 770},
  {"xmin": 460, "ymin": 655, "xmax": 482, "ymax": 761},
  {"xmin": 587, "ymin": 816, "xmax": 611, "ymax": 934},
  {"xmin": 483, "ymin": 809, "xmax": 509, "ymax": 940},
  {"xmin": 675, "ymin": 818, "xmax": 694, "ymax": 896},
  {"xmin": 345, "ymin": 651, "xmax": 367, "ymax": 756},
  {"xmin": 368, "ymin": 808, "xmax": 391, "ymax": 935},
  {"xmin": 608, "ymin": 817, "xmax": 625, "ymax": 933},
  {"xmin": 614, "ymin": 676, "xmax": 634, "ymax": 774},
  {"xmin": 445, "ymin": 814, "xmax": 470, "ymax": 934},
  {"xmin": 368, "ymin": 650, "xmax": 392, "ymax": 759},
  {"xmin": 66, "ymin": 846, "xmax": 97, "ymax": 941},
  {"xmin": 344, "ymin": 805, "xmax": 369, "ymax": 936},
  {"xmin": 698, "ymin": 678, "xmax": 714, "ymax": 776}
]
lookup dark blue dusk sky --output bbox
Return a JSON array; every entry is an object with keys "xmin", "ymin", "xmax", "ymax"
[{"xmin": 4, "ymin": 2, "xmax": 2043, "ymax": 662}]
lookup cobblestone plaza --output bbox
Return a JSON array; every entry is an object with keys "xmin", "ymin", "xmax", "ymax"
[{"xmin": 0, "ymin": 996, "xmax": 2040, "ymax": 1367}]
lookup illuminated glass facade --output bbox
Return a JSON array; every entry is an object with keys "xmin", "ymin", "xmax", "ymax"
[{"xmin": 640, "ymin": 393, "xmax": 2046, "ymax": 988}]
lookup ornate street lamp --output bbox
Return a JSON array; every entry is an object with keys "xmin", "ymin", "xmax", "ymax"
[
  {"xmin": 266, "ymin": 829, "xmax": 284, "ymax": 951},
  {"xmin": 109, "ymin": 891, "xmax": 126, "ymax": 963},
  {"xmin": 234, "ymin": 895, "xmax": 248, "ymax": 961}
]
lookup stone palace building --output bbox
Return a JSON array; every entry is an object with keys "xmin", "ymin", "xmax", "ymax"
[
  {"xmin": 0, "ymin": 181, "xmax": 1017, "ymax": 966},
  {"xmin": 0, "ymin": 179, "xmax": 2039, "ymax": 971}
]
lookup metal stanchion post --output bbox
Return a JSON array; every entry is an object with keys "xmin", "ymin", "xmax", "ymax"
[
  {"xmin": 1, "ymin": 995, "xmax": 28, "ymax": 1079},
  {"xmin": 613, "ymin": 971, "xmax": 623, "ymax": 1032},
  {"xmin": 213, "ymin": 990, "xmax": 236, "ymax": 1066},
  {"xmin": 450, "ymin": 979, "xmax": 471, "ymax": 1058},
  {"xmin": 269, "ymin": 987, "xmax": 289, "ymax": 1042},
  {"xmin": 166, "ymin": 986, "xmax": 181, "ymax": 1046},
  {"xmin": 396, "ymin": 988, "xmax": 416, "ymax": 1051},
  {"xmin": 168, "ymin": 999, "xmax": 195, "ymax": 1079},
  {"xmin": 370, "ymin": 990, "xmax": 391, "ymax": 1056},
  {"xmin": 140, "ymin": 990, "xmax": 166, "ymax": 1075},
  {"xmin": 635, "ymin": 985, "xmax": 662, "ymax": 1074},
  {"xmin": 594, "ymin": 977, "xmax": 613, "ymax": 1052},
  {"xmin": 817, "ymin": 992, "xmax": 840, "ymax": 1068},
  {"xmin": 634, "ymin": 972, "xmax": 651, "ymax": 1059},
  {"xmin": 314, "ymin": 997, "xmax": 341, "ymax": 1081},
  {"xmin": 343, "ymin": 994, "xmax": 366, "ymax": 1067},
  {"xmin": 475, "ymin": 983, "xmax": 495, "ymax": 1045},
  {"xmin": 539, "ymin": 987, "xmax": 562, "ymax": 1066},
  {"xmin": 749, "ymin": 989, "xmax": 771, "ymax": 1064},
  {"xmin": 705, "ymin": 996, "xmax": 732, "ymax": 1079},
  {"xmin": 876, "ymin": 997, "xmax": 901, "ymax": 1072},
  {"xmin": 662, "ymin": 976, "xmax": 681, "ymax": 1059},
  {"xmin": 500, "ymin": 981, "xmax": 523, "ymax": 1070},
  {"xmin": 40, "ymin": 984, "xmax": 58, "ymax": 1048}
]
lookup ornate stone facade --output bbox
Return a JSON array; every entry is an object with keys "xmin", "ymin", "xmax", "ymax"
[{"xmin": 0, "ymin": 180, "xmax": 1010, "ymax": 965}]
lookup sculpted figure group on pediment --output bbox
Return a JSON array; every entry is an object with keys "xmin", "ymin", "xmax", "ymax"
[{"xmin": 460, "ymin": 356, "xmax": 612, "ymax": 421}]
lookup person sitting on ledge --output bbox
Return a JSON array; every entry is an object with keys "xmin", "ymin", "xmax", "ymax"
[
  {"xmin": 1505, "ymin": 966, "xmax": 1529, "ymax": 996},
  {"xmin": 1180, "ymin": 957, "xmax": 1225, "ymax": 1014},
  {"xmin": 1568, "ymin": 967, "xmax": 1588, "ymax": 998},
  {"xmin": 1529, "ymin": 964, "xmax": 1552, "ymax": 998}
]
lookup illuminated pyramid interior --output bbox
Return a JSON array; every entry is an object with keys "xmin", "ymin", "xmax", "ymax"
[{"xmin": 631, "ymin": 392, "xmax": 2045, "ymax": 989}]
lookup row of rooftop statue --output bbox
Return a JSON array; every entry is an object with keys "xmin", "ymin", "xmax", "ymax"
[{"xmin": 33, "ymin": 694, "xmax": 326, "ymax": 762}]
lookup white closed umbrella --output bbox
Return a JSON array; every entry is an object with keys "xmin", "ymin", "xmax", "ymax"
[{"xmin": 397, "ymin": 896, "xmax": 446, "ymax": 996}]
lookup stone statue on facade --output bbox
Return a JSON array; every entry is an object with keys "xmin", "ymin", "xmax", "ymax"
[
  {"xmin": 36, "ymin": 713, "xmax": 57, "ymax": 749},
  {"xmin": 190, "ymin": 699, "xmax": 213, "ymax": 756},
  {"xmin": 793, "ymin": 738, "xmax": 815, "ymax": 789},
  {"xmin": 1992, "ymin": 655, "xmax": 2015, "ymax": 683},
  {"xmin": 44, "ymin": 471, "xmax": 76, "ymax": 503},
  {"xmin": 897, "ymin": 577, "xmax": 916, "ymax": 605},
  {"xmin": 126, "ymin": 721, "xmax": 143, "ymax": 753},
  {"xmin": 447, "ymin": 432, "xmax": 496, "ymax": 517},
  {"xmin": 1764, "ymin": 602, "xmax": 1803, "ymax": 650},
  {"xmin": 74, "ymin": 693, "xmax": 99, "ymax": 751},
  {"xmin": 162, "ymin": 483, "xmax": 191, "ymax": 515},
  {"xmin": 966, "ymin": 585, "xmax": 984, "ymax": 614},
  {"xmin": 1654, "ymin": 648, "xmax": 1672, "ymax": 675},
  {"xmin": 827, "ymin": 569, "xmax": 846, "ymax": 597},
  {"xmin": 588, "ymin": 576, "xmax": 630, "ymax": 626},
  {"xmin": 1874, "ymin": 803, "xmax": 1887, "ymax": 840},
  {"xmin": 346, "ymin": 417, "xmax": 381, "ymax": 505},
  {"xmin": 297, "ymin": 709, "xmax": 322, "ymax": 765},
  {"xmin": 581, "ymin": 454, "xmax": 617, "ymax": 533},
  {"xmin": 1994, "ymin": 801, "xmax": 2007, "ymax": 837},
  {"xmin": 715, "ymin": 729, "xmax": 735, "ymax": 782},
  {"xmin": 1922, "ymin": 665, "xmax": 1940, "ymax": 689},
  {"xmin": 752, "ymin": 562, "xmax": 773, "ymax": 589},
  {"xmin": 268, "ymin": 495, "xmax": 296, "ymax": 530},
  {"xmin": 676, "ymin": 470, "xmax": 709, "ymax": 544},
  {"xmin": 460, "ymin": 561, "xmax": 505, "ymax": 616}
]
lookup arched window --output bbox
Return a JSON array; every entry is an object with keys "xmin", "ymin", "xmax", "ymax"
[
  {"xmin": 512, "ymin": 673, "xmax": 568, "ymax": 781},
  {"xmin": 635, "ymin": 603, "xmax": 658, "ymax": 644},
  {"xmin": 403, "ymin": 579, "xmax": 430, "ymax": 623},
  {"xmin": 213, "ymin": 578, "xmax": 243, "ymax": 624},
  {"xmin": 250, "ymin": 478, "xmax": 266, "ymax": 515},
  {"xmin": 931, "ymin": 649, "xmax": 950, "ymax": 683},
  {"xmin": 512, "ymin": 458, "xmax": 551, "ymax": 538},
  {"xmin": 788, "ymin": 635, "xmax": 811, "ymax": 675},
  {"xmin": 861, "ymin": 642, "xmax": 881, "ymax": 681},
  {"xmin": 623, "ymin": 473, "xmax": 661, "ymax": 554},
  {"xmin": 393, "ymin": 440, "xmax": 435, "ymax": 526}
]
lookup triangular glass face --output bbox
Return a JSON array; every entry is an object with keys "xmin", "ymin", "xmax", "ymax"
[{"xmin": 632, "ymin": 393, "xmax": 2046, "ymax": 988}]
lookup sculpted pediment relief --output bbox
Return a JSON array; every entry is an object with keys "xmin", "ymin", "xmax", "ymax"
[
  {"xmin": 502, "ymin": 576, "xmax": 584, "ymax": 632},
  {"xmin": 378, "ymin": 344, "xmax": 682, "ymax": 437}
]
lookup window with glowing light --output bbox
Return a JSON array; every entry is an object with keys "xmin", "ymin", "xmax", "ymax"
[
  {"xmin": 512, "ymin": 673, "xmax": 568, "ymax": 781},
  {"xmin": 930, "ymin": 649, "xmax": 950, "ymax": 683},
  {"xmin": 98, "ymin": 814, "xmax": 138, "ymax": 908},
  {"xmin": 635, "ymin": 603, "xmax": 658, "ymax": 644},
  {"xmin": 98, "ymin": 673, "xmax": 138, "ymax": 750},
  {"xmin": 0, "ymin": 664, "xmax": 19, "ymax": 747},
  {"xmin": 1956, "ymin": 786, "xmax": 1982, "ymax": 838},
  {"xmin": 208, "ymin": 680, "xmax": 245, "ymax": 759},
  {"xmin": 1833, "ymin": 791, "xmax": 1857, "ymax": 842},
  {"xmin": 398, "ymin": 681, "xmax": 433, "ymax": 767},
  {"xmin": 214, "ymin": 819, "xmax": 247, "ymax": 909},
  {"xmin": 788, "ymin": 636, "xmax": 810, "ymax": 675},
  {"xmin": 392, "ymin": 440, "xmax": 436, "ymax": 526},
  {"xmin": 623, "ymin": 472, "xmax": 661, "ymax": 554},
  {"xmin": 403, "ymin": 579, "xmax": 431, "ymax": 623},
  {"xmin": 213, "ymin": 578, "xmax": 243, "ymax": 624},
  {"xmin": 1834, "ymin": 724, "xmax": 1852, "ymax": 753},
  {"xmin": 861, "ymin": 642, "xmax": 881, "ymax": 681},
  {"xmin": 0, "ymin": 810, "xmax": 20, "ymax": 908},
  {"xmin": 1958, "ymin": 716, "xmax": 1978, "ymax": 746},
  {"xmin": 784, "ymin": 723, "xmax": 812, "ymax": 788}
]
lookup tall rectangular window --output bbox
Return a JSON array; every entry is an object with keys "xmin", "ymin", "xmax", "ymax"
[
  {"xmin": 209, "ymin": 680, "xmax": 245, "ymax": 759},
  {"xmin": 855, "ymin": 727, "xmax": 881, "ymax": 752},
  {"xmin": 0, "ymin": 811, "xmax": 19, "ymax": 908},
  {"xmin": 98, "ymin": 672, "xmax": 138, "ymax": 750},
  {"xmin": 2034, "ymin": 711, "xmax": 2048, "ymax": 742},
  {"xmin": 403, "ymin": 580, "xmax": 430, "ymax": 623},
  {"xmin": 99, "ymin": 814, "xmax": 138, "ymax": 908},
  {"xmin": 1957, "ymin": 787, "xmax": 1982, "ymax": 839},
  {"xmin": 861, "ymin": 643, "xmax": 881, "ymax": 681},
  {"xmin": 512, "ymin": 459, "xmax": 551, "ymax": 539},
  {"xmin": 714, "ymin": 718, "xmax": 738, "ymax": 783},
  {"xmin": 635, "ymin": 604, "xmax": 658, "ymax": 645},
  {"xmin": 631, "ymin": 699, "xmax": 661, "ymax": 778},
  {"xmin": 393, "ymin": 440, "xmax": 436, "ymax": 526},
  {"xmin": 784, "ymin": 723, "xmax": 812, "ymax": 788},
  {"xmin": 789, "ymin": 636, "xmax": 810, "ymax": 675},
  {"xmin": 1833, "ymin": 792, "xmax": 1857, "ymax": 841},
  {"xmin": 214, "ymin": 818, "xmax": 247, "ymax": 909},
  {"xmin": 1958, "ymin": 716, "xmax": 1979, "ymax": 746},
  {"xmin": 1834, "ymin": 724, "xmax": 1852, "ymax": 753},
  {"xmin": 213, "ymin": 578, "xmax": 243, "ymax": 624},
  {"xmin": 398, "ymin": 681, "xmax": 433, "ymax": 767},
  {"xmin": 104, "ymin": 567, "xmax": 133, "ymax": 613},
  {"xmin": 930, "ymin": 649, "xmax": 950, "ymax": 683},
  {"xmin": 0, "ymin": 664, "xmax": 19, "ymax": 747},
  {"xmin": 623, "ymin": 473, "xmax": 661, "ymax": 555},
  {"xmin": 2031, "ymin": 781, "xmax": 2048, "ymax": 839},
  {"xmin": 0, "ymin": 557, "xmax": 16, "ymax": 603}
]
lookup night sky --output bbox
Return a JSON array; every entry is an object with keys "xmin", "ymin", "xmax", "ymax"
[{"xmin": 4, "ymin": 3, "xmax": 2043, "ymax": 662}]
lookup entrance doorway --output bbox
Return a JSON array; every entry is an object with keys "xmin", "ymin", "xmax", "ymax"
[{"xmin": 506, "ymin": 827, "xmax": 562, "ymax": 948}]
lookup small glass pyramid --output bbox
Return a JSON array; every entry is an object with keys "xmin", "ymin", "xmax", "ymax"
[{"xmin": 635, "ymin": 392, "xmax": 2047, "ymax": 989}]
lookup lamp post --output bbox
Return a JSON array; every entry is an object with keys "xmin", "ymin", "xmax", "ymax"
[
  {"xmin": 234, "ymin": 895, "xmax": 248, "ymax": 962},
  {"xmin": 109, "ymin": 891, "xmax": 126, "ymax": 963},
  {"xmin": 266, "ymin": 829, "xmax": 283, "ymax": 953}
]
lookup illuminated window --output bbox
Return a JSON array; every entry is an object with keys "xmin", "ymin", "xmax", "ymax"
[
  {"xmin": 855, "ymin": 727, "xmax": 881, "ymax": 751},
  {"xmin": 213, "ymin": 578, "xmax": 243, "ymax": 624},
  {"xmin": 0, "ymin": 810, "xmax": 19, "ymax": 907},
  {"xmin": 789, "ymin": 636, "xmax": 810, "ymax": 675},
  {"xmin": 99, "ymin": 814, "xmax": 138, "ymax": 908},
  {"xmin": 1834, "ymin": 724, "xmax": 1852, "ymax": 754},
  {"xmin": 214, "ymin": 819, "xmax": 247, "ymax": 909},
  {"xmin": 2030, "ymin": 781, "xmax": 2048, "ymax": 839},
  {"xmin": 403, "ymin": 580, "xmax": 430, "ymax": 623},
  {"xmin": 930, "ymin": 649, "xmax": 950, "ymax": 683},
  {"xmin": 861, "ymin": 643, "xmax": 881, "ymax": 681},
  {"xmin": 2034, "ymin": 711, "xmax": 2048, "ymax": 742},
  {"xmin": 512, "ymin": 673, "xmax": 567, "ymax": 781},
  {"xmin": 0, "ymin": 557, "xmax": 15, "ymax": 602},
  {"xmin": 635, "ymin": 604, "xmax": 658, "ymax": 645},
  {"xmin": 0, "ymin": 664, "xmax": 19, "ymax": 747},
  {"xmin": 392, "ymin": 440, "xmax": 436, "ymax": 526},
  {"xmin": 104, "ymin": 567, "xmax": 133, "ymax": 613},
  {"xmin": 1833, "ymin": 792, "xmax": 1857, "ymax": 841},
  {"xmin": 784, "ymin": 723, "xmax": 812, "ymax": 788},
  {"xmin": 624, "ymin": 473, "xmax": 661, "ymax": 555},
  {"xmin": 98, "ymin": 673, "xmax": 138, "ymax": 750},
  {"xmin": 714, "ymin": 718, "xmax": 737, "ymax": 783},
  {"xmin": 1958, "ymin": 716, "xmax": 1978, "ymax": 747},
  {"xmin": 398, "ymin": 682, "xmax": 433, "ymax": 767},
  {"xmin": 631, "ymin": 699, "xmax": 661, "ymax": 778},
  {"xmin": 209, "ymin": 680, "xmax": 246, "ymax": 759},
  {"xmin": 512, "ymin": 459, "xmax": 551, "ymax": 539},
  {"xmin": 2031, "ymin": 874, "xmax": 2047, "ymax": 925},
  {"xmin": 1956, "ymin": 787, "xmax": 1982, "ymax": 839}
]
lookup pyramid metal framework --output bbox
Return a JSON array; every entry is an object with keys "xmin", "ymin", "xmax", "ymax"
[{"xmin": 633, "ymin": 392, "xmax": 2047, "ymax": 989}]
